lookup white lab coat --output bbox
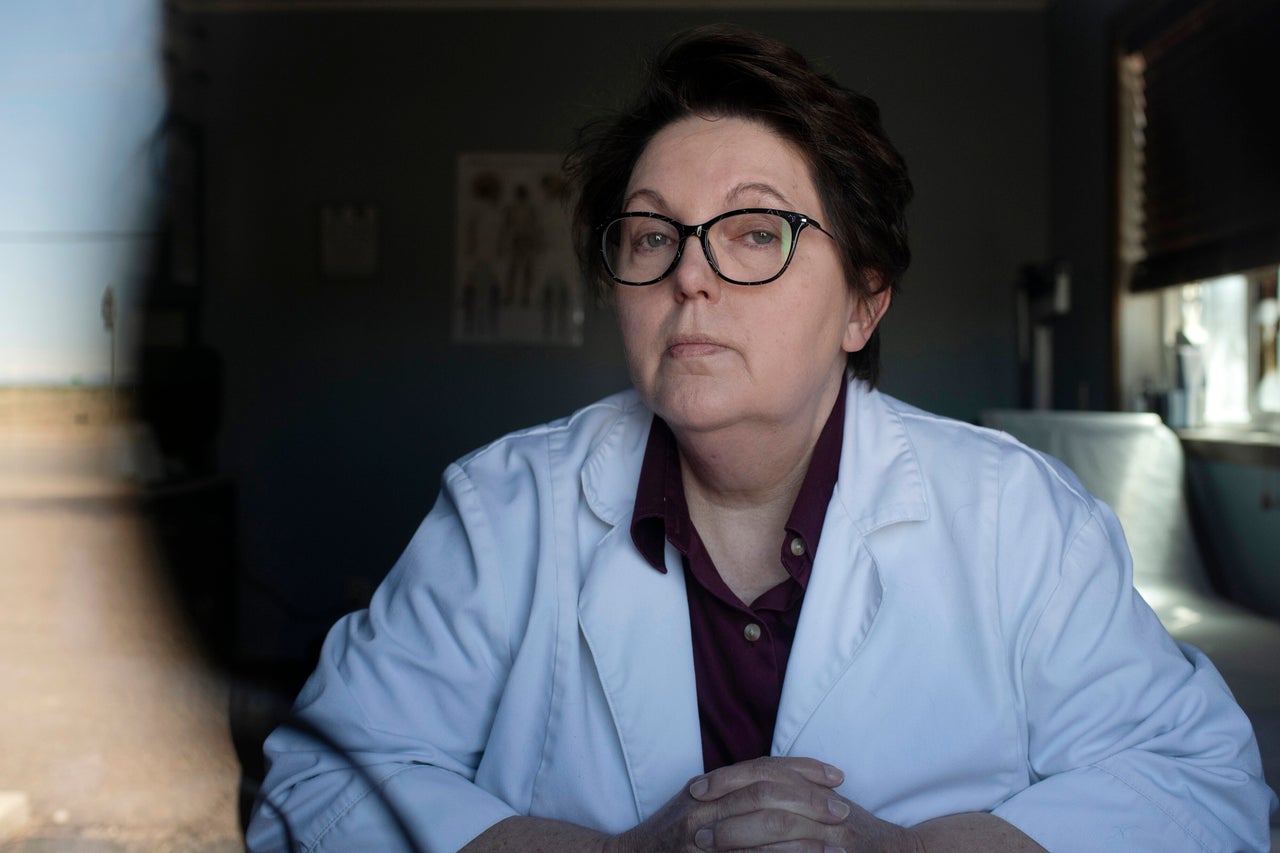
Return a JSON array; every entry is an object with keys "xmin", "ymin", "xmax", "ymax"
[{"xmin": 247, "ymin": 380, "xmax": 1275, "ymax": 852}]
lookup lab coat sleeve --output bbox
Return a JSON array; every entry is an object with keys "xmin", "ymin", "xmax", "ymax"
[
  {"xmin": 245, "ymin": 462, "xmax": 524, "ymax": 853},
  {"xmin": 989, "ymin": 450, "xmax": 1275, "ymax": 852}
]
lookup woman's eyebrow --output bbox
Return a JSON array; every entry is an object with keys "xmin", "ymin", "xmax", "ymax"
[
  {"xmin": 727, "ymin": 182, "xmax": 793, "ymax": 208},
  {"xmin": 622, "ymin": 188, "xmax": 668, "ymax": 212},
  {"xmin": 621, "ymin": 183, "xmax": 794, "ymax": 216}
]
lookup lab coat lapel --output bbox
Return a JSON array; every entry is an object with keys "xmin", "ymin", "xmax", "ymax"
[
  {"xmin": 578, "ymin": 404, "xmax": 702, "ymax": 821},
  {"xmin": 773, "ymin": 380, "xmax": 928, "ymax": 756},
  {"xmin": 772, "ymin": 511, "xmax": 883, "ymax": 755},
  {"xmin": 578, "ymin": 527, "xmax": 702, "ymax": 821}
]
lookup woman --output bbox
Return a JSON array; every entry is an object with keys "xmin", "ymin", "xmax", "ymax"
[{"xmin": 247, "ymin": 25, "xmax": 1274, "ymax": 852}]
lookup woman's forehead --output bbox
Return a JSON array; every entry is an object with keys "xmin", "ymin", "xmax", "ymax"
[{"xmin": 625, "ymin": 115, "xmax": 819, "ymax": 215}]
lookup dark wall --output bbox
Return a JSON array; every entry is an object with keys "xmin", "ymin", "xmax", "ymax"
[
  {"xmin": 1045, "ymin": 0, "xmax": 1116, "ymax": 411},
  {"xmin": 192, "ymin": 9, "xmax": 1050, "ymax": 660}
]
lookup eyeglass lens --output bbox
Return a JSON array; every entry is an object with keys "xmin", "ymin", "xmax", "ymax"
[{"xmin": 603, "ymin": 212, "xmax": 796, "ymax": 285}]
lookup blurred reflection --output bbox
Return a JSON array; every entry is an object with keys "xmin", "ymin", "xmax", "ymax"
[
  {"xmin": 0, "ymin": 0, "xmax": 242, "ymax": 847},
  {"xmin": 0, "ymin": 389, "xmax": 241, "ymax": 848}
]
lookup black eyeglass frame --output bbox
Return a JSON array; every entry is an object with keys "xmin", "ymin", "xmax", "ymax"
[{"xmin": 597, "ymin": 207, "xmax": 834, "ymax": 287}]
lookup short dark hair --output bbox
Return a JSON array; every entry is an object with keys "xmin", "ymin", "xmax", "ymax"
[{"xmin": 565, "ymin": 24, "xmax": 913, "ymax": 386}]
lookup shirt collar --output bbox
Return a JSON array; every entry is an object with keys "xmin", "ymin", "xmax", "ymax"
[
  {"xmin": 631, "ymin": 415, "xmax": 684, "ymax": 572},
  {"xmin": 630, "ymin": 378, "xmax": 847, "ymax": 574}
]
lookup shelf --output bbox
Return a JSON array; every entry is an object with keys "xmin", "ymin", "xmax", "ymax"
[{"xmin": 1177, "ymin": 427, "xmax": 1280, "ymax": 467}]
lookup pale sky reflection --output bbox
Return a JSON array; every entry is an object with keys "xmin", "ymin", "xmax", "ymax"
[{"xmin": 0, "ymin": 0, "xmax": 163, "ymax": 386}]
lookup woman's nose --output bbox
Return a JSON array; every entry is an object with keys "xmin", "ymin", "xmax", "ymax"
[{"xmin": 670, "ymin": 235, "xmax": 722, "ymax": 303}]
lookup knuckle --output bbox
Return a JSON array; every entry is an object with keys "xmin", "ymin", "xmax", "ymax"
[
  {"xmin": 680, "ymin": 807, "xmax": 704, "ymax": 837},
  {"xmin": 750, "ymin": 779, "xmax": 779, "ymax": 805},
  {"xmin": 814, "ymin": 790, "xmax": 849, "ymax": 822},
  {"xmin": 777, "ymin": 835, "xmax": 834, "ymax": 853},
  {"xmin": 761, "ymin": 809, "xmax": 797, "ymax": 835}
]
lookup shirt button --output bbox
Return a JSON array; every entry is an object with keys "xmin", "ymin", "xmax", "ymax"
[
  {"xmin": 744, "ymin": 623, "xmax": 762, "ymax": 642},
  {"xmin": 789, "ymin": 537, "xmax": 806, "ymax": 557}
]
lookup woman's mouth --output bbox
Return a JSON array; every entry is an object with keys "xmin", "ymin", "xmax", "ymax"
[{"xmin": 667, "ymin": 336, "xmax": 725, "ymax": 358}]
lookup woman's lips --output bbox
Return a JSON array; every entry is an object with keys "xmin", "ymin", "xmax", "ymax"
[{"xmin": 667, "ymin": 336, "xmax": 725, "ymax": 358}]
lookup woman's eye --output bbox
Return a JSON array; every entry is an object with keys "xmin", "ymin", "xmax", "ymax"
[
  {"xmin": 724, "ymin": 215, "xmax": 784, "ymax": 247},
  {"xmin": 639, "ymin": 232, "xmax": 670, "ymax": 250}
]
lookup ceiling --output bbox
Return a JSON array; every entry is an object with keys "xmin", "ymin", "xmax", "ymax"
[{"xmin": 175, "ymin": 0, "xmax": 1045, "ymax": 12}]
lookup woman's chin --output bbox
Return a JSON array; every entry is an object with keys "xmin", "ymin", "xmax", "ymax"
[{"xmin": 645, "ymin": 387, "xmax": 753, "ymax": 437}]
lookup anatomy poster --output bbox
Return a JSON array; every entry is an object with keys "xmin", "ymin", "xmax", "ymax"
[{"xmin": 454, "ymin": 152, "xmax": 583, "ymax": 346}]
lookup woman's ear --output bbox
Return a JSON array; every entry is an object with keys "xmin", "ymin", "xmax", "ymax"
[{"xmin": 843, "ymin": 274, "xmax": 891, "ymax": 353}]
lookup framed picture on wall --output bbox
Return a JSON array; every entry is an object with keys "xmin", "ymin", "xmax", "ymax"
[
  {"xmin": 453, "ymin": 152, "xmax": 583, "ymax": 346},
  {"xmin": 319, "ymin": 203, "xmax": 379, "ymax": 280}
]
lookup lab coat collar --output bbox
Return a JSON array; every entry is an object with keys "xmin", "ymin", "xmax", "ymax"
[
  {"xmin": 834, "ymin": 378, "xmax": 930, "ymax": 535},
  {"xmin": 579, "ymin": 391, "xmax": 652, "ymax": 530},
  {"xmin": 579, "ymin": 380, "xmax": 930, "ymax": 536}
]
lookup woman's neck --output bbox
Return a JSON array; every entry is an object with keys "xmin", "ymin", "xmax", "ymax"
[
  {"xmin": 671, "ymin": 379, "xmax": 842, "ymax": 604},
  {"xmin": 671, "ymin": 374, "xmax": 843, "ymax": 519},
  {"xmin": 677, "ymin": 422, "xmax": 815, "ymax": 515}
]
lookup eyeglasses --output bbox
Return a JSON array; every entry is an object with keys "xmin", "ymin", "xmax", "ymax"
[{"xmin": 598, "ymin": 208, "xmax": 833, "ymax": 286}]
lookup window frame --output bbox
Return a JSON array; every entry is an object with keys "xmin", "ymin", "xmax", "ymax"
[{"xmin": 1112, "ymin": 0, "xmax": 1280, "ymax": 436}]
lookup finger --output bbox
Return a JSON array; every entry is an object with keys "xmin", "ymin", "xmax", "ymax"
[
  {"xmin": 697, "ymin": 833, "xmax": 843, "ymax": 853},
  {"xmin": 704, "ymin": 777, "xmax": 853, "ymax": 829},
  {"xmin": 689, "ymin": 756, "xmax": 845, "ymax": 801},
  {"xmin": 689, "ymin": 756, "xmax": 843, "ymax": 800},
  {"xmin": 695, "ymin": 808, "xmax": 847, "ymax": 851}
]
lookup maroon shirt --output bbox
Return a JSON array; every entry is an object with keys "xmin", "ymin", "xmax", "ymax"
[{"xmin": 630, "ymin": 380, "xmax": 846, "ymax": 771}]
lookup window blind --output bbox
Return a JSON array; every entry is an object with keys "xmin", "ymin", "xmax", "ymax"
[{"xmin": 1121, "ymin": 0, "xmax": 1280, "ymax": 292}]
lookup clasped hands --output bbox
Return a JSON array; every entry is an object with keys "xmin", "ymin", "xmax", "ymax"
[{"xmin": 607, "ymin": 756, "xmax": 925, "ymax": 853}]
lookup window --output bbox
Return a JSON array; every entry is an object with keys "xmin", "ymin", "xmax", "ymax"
[
  {"xmin": 1153, "ymin": 267, "xmax": 1279, "ymax": 428},
  {"xmin": 1115, "ymin": 0, "xmax": 1280, "ymax": 431}
]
